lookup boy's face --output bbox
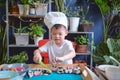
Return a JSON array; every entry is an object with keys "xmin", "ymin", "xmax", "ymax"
[{"xmin": 51, "ymin": 26, "xmax": 68, "ymax": 45}]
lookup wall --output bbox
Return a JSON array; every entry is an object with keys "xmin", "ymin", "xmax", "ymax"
[
  {"xmin": 0, "ymin": 0, "xmax": 106, "ymax": 63},
  {"xmin": 65, "ymin": 0, "xmax": 104, "ymax": 45}
]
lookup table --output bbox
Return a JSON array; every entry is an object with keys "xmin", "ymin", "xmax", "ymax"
[{"xmin": 0, "ymin": 64, "xmax": 94, "ymax": 80}]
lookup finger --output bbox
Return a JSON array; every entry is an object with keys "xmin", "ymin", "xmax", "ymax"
[
  {"xmin": 52, "ymin": 59, "xmax": 57, "ymax": 64},
  {"xmin": 33, "ymin": 56, "xmax": 39, "ymax": 63}
]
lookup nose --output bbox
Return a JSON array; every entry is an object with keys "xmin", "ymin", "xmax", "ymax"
[{"xmin": 55, "ymin": 34, "xmax": 59, "ymax": 38}]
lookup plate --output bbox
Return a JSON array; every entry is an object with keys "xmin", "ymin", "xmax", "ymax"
[
  {"xmin": 0, "ymin": 71, "xmax": 19, "ymax": 80},
  {"xmin": 97, "ymin": 64, "xmax": 118, "ymax": 71}
]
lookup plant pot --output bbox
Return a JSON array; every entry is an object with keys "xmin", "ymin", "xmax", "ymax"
[
  {"xmin": 10, "ymin": 6, "xmax": 19, "ymax": 14},
  {"xmin": 18, "ymin": 4, "xmax": 29, "ymax": 15},
  {"xmin": 14, "ymin": 33, "xmax": 29, "ymax": 46},
  {"xmin": 29, "ymin": 7, "xmax": 36, "ymax": 15},
  {"xmin": 69, "ymin": 17, "xmax": 80, "ymax": 32},
  {"xmin": 79, "ymin": 23, "xmax": 93, "ymax": 32},
  {"xmin": 75, "ymin": 44, "xmax": 88, "ymax": 53},
  {"xmin": 35, "ymin": 3, "xmax": 48, "ymax": 16},
  {"xmin": 34, "ymin": 36, "xmax": 43, "ymax": 45}
]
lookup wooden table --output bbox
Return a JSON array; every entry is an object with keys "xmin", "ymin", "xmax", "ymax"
[
  {"xmin": 0, "ymin": 64, "xmax": 94, "ymax": 80},
  {"xmin": 93, "ymin": 68, "xmax": 109, "ymax": 80}
]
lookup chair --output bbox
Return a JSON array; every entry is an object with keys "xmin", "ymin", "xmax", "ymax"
[
  {"xmin": 38, "ymin": 39, "xmax": 49, "ymax": 64},
  {"xmin": 38, "ymin": 39, "xmax": 76, "ymax": 64}
]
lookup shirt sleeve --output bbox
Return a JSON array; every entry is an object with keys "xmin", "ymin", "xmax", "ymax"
[
  {"xmin": 65, "ymin": 40, "xmax": 75, "ymax": 52},
  {"xmin": 39, "ymin": 41, "xmax": 50, "ymax": 52}
]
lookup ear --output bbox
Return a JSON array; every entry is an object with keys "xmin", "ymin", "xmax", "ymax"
[{"xmin": 65, "ymin": 30, "xmax": 68, "ymax": 36}]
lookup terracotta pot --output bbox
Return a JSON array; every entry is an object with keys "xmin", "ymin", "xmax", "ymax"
[
  {"xmin": 10, "ymin": 6, "xmax": 19, "ymax": 14},
  {"xmin": 75, "ymin": 44, "xmax": 88, "ymax": 53},
  {"xmin": 72, "ymin": 42, "xmax": 77, "ymax": 49},
  {"xmin": 78, "ymin": 23, "xmax": 93, "ymax": 32}
]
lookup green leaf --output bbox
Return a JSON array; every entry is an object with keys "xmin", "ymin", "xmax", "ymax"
[
  {"xmin": 3, "ymin": 51, "xmax": 28, "ymax": 64},
  {"xmin": 28, "ymin": 23, "xmax": 46, "ymax": 38},
  {"xmin": 104, "ymin": 55, "xmax": 110, "ymax": 63}
]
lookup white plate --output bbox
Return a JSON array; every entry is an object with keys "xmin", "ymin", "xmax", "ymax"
[{"xmin": 97, "ymin": 64, "xmax": 118, "ymax": 71}]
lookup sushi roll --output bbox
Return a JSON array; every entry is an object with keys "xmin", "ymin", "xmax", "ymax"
[
  {"xmin": 56, "ymin": 66, "xmax": 65, "ymax": 74},
  {"xmin": 64, "ymin": 67, "xmax": 73, "ymax": 74},
  {"xmin": 72, "ymin": 66, "xmax": 81, "ymax": 74},
  {"xmin": 25, "ymin": 70, "xmax": 34, "ymax": 78},
  {"xmin": 33, "ymin": 69, "xmax": 42, "ymax": 76},
  {"xmin": 42, "ymin": 68, "xmax": 52, "ymax": 75}
]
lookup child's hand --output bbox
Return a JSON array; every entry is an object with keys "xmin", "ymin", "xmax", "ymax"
[
  {"xmin": 33, "ymin": 52, "xmax": 42, "ymax": 63},
  {"xmin": 52, "ymin": 57, "xmax": 65, "ymax": 63}
]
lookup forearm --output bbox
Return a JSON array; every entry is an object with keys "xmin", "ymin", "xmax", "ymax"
[
  {"xmin": 33, "ymin": 49, "xmax": 42, "ymax": 63},
  {"xmin": 34, "ymin": 49, "xmax": 41, "ymax": 55},
  {"xmin": 62, "ymin": 50, "xmax": 76, "ymax": 61}
]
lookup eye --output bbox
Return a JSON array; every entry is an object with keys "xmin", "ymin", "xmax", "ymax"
[
  {"xmin": 59, "ymin": 33, "xmax": 62, "ymax": 35},
  {"xmin": 52, "ymin": 33, "xmax": 56, "ymax": 35}
]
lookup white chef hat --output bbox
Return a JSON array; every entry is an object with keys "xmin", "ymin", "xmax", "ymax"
[{"xmin": 44, "ymin": 12, "xmax": 68, "ymax": 30}]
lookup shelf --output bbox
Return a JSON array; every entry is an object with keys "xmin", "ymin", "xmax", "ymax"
[
  {"xmin": 6, "ymin": 0, "xmax": 94, "ymax": 66},
  {"xmin": 8, "ymin": 44, "xmax": 38, "ymax": 47},
  {"xmin": 8, "ymin": 14, "xmax": 44, "ymax": 19},
  {"xmin": 69, "ymin": 31, "xmax": 94, "ymax": 34},
  {"xmin": 76, "ymin": 51, "xmax": 91, "ymax": 55}
]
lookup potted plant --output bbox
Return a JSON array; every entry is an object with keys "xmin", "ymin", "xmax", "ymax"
[
  {"xmin": 67, "ymin": 6, "xmax": 80, "ymax": 32},
  {"xmin": 28, "ymin": 23, "xmax": 46, "ymax": 45},
  {"xmin": 14, "ymin": 22, "xmax": 29, "ymax": 46},
  {"xmin": 34, "ymin": 0, "xmax": 48, "ymax": 16},
  {"xmin": 109, "ymin": 0, "xmax": 120, "ymax": 15},
  {"xmin": 74, "ymin": 35, "xmax": 89, "ymax": 53},
  {"xmin": 79, "ymin": 1, "xmax": 94, "ymax": 32},
  {"xmin": 18, "ymin": 0, "xmax": 34, "ymax": 15}
]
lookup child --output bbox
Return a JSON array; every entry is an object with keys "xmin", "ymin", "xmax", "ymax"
[{"xmin": 33, "ymin": 12, "xmax": 76, "ymax": 64}]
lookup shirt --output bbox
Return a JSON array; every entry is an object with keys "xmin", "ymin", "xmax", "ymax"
[{"xmin": 39, "ymin": 39, "xmax": 75, "ymax": 64}]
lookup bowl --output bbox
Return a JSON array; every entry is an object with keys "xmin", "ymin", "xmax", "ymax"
[
  {"xmin": 105, "ymin": 66, "xmax": 120, "ymax": 80},
  {"xmin": 0, "ymin": 71, "xmax": 19, "ymax": 80},
  {"xmin": 1, "ymin": 63, "xmax": 28, "ymax": 75}
]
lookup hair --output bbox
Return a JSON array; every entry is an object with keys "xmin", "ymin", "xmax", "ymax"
[{"xmin": 52, "ymin": 24, "xmax": 67, "ymax": 30}]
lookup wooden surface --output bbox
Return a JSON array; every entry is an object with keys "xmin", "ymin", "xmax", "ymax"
[
  {"xmin": 0, "ymin": 64, "xmax": 94, "ymax": 80},
  {"xmin": 93, "ymin": 68, "xmax": 109, "ymax": 80}
]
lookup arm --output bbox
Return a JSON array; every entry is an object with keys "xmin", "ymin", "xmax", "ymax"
[
  {"xmin": 55, "ymin": 50, "xmax": 76, "ymax": 62},
  {"xmin": 33, "ymin": 49, "xmax": 42, "ymax": 63},
  {"xmin": 33, "ymin": 41, "xmax": 49, "ymax": 63}
]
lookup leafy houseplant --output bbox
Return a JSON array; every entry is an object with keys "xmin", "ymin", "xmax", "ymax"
[
  {"xmin": 66, "ymin": 6, "xmax": 80, "ymax": 32},
  {"xmin": 54, "ymin": 0, "xmax": 72, "ymax": 14},
  {"xmin": 66, "ymin": 6, "xmax": 80, "ymax": 17},
  {"xmin": 0, "ymin": 24, "xmax": 6, "ymax": 64},
  {"xmin": 28, "ymin": 23, "xmax": 46, "ymax": 45},
  {"xmin": 104, "ymin": 38, "xmax": 120, "ymax": 65},
  {"xmin": 29, "ymin": 23, "xmax": 46, "ymax": 37},
  {"xmin": 54, "ymin": 0, "xmax": 66, "ymax": 13},
  {"xmin": 14, "ymin": 22, "xmax": 28, "ymax": 34},
  {"xmin": 3, "ymin": 51, "xmax": 28, "ymax": 64},
  {"xmin": 92, "ymin": 0, "xmax": 115, "ymax": 65},
  {"xmin": 75, "ymin": 35, "xmax": 89, "ymax": 53},
  {"xmin": 93, "ymin": 38, "xmax": 120, "ymax": 65},
  {"xmin": 79, "ymin": 1, "xmax": 94, "ymax": 32},
  {"xmin": 14, "ymin": 22, "xmax": 29, "ymax": 46},
  {"xmin": 75, "ymin": 35, "xmax": 89, "ymax": 45},
  {"xmin": 94, "ymin": 0, "xmax": 111, "ymax": 42},
  {"xmin": 109, "ymin": 0, "xmax": 120, "ymax": 15},
  {"xmin": 34, "ymin": 0, "xmax": 48, "ymax": 16}
]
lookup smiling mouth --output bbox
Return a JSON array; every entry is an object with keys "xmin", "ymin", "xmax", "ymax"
[{"xmin": 55, "ymin": 39, "xmax": 60, "ymax": 41}]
